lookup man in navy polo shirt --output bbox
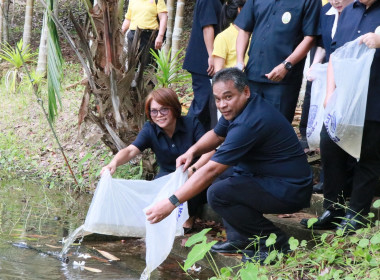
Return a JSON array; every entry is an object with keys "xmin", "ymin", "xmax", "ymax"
[
  {"xmin": 301, "ymin": 0, "xmax": 380, "ymax": 233},
  {"xmin": 146, "ymin": 68, "xmax": 313, "ymax": 261},
  {"xmin": 183, "ymin": 0, "xmax": 222, "ymax": 130},
  {"xmin": 235, "ymin": 0, "xmax": 321, "ymax": 123}
]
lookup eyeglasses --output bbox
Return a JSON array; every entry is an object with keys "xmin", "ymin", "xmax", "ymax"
[{"xmin": 150, "ymin": 107, "xmax": 170, "ymax": 117}]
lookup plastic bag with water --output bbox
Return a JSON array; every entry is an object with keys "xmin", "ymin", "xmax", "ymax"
[
  {"xmin": 324, "ymin": 38, "xmax": 375, "ymax": 159},
  {"xmin": 306, "ymin": 63, "xmax": 328, "ymax": 150},
  {"xmin": 82, "ymin": 167, "xmax": 189, "ymax": 279}
]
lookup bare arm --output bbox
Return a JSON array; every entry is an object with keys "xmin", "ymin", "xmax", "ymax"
[
  {"xmin": 203, "ymin": 25, "xmax": 216, "ymax": 76},
  {"xmin": 101, "ymin": 145, "xmax": 141, "ymax": 175},
  {"xmin": 176, "ymin": 129, "xmax": 224, "ymax": 171},
  {"xmin": 213, "ymin": 56, "xmax": 226, "ymax": 73},
  {"xmin": 188, "ymin": 150, "xmax": 215, "ymax": 177},
  {"xmin": 122, "ymin": 19, "xmax": 131, "ymax": 34},
  {"xmin": 146, "ymin": 160, "xmax": 229, "ymax": 223},
  {"xmin": 236, "ymin": 27, "xmax": 251, "ymax": 69},
  {"xmin": 266, "ymin": 36, "xmax": 316, "ymax": 82},
  {"xmin": 155, "ymin": 12, "xmax": 168, "ymax": 50},
  {"xmin": 324, "ymin": 59, "xmax": 335, "ymax": 107}
]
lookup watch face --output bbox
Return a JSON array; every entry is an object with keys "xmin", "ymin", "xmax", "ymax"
[{"xmin": 285, "ymin": 62, "xmax": 292, "ymax": 70}]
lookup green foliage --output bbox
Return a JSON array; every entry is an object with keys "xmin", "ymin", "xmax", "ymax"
[
  {"xmin": 0, "ymin": 39, "xmax": 36, "ymax": 93},
  {"xmin": 47, "ymin": 0, "xmax": 64, "ymax": 122},
  {"xmin": 150, "ymin": 47, "xmax": 190, "ymax": 88},
  {"xmin": 182, "ymin": 220, "xmax": 380, "ymax": 279}
]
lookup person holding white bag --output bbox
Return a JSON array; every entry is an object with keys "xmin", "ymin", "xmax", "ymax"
[
  {"xmin": 101, "ymin": 88, "xmax": 213, "ymax": 231},
  {"xmin": 301, "ymin": 0, "xmax": 380, "ymax": 234}
]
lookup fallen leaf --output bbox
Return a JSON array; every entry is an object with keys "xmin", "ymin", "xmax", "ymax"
[
  {"xmin": 94, "ymin": 248, "xmax": 120, "ymax": 261},
  {"xmin": 45, "ymin": 244, "xmax": 62, "ymax": 249},
  {"xmin": 83, "ymin": 266, "xmax": 102, "ymax": 273}
]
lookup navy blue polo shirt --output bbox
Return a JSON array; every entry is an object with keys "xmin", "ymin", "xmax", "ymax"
[
  {"xmin": 183, "ymin": 0, "xmax": 221, "ymax": 76},
  {"xmin": 132, "ymin": 116, "xmax": 205, "ymax": 177},
  {"xmin": 331, "ymin": 0, "xmax": 380, "ymax": 122},
  {"xmin": 235, "ymin": 0, "xmax": 321, "ymax": 84},
  {"xmin": 211, "ymin": 95, "xmax": 312, "ymax": 206},
  {"xmin": 319, "ymin": 3, "xmax": 335, "ymax": 62}
]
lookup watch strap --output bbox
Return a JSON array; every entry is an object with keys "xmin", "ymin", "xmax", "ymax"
[{"xmin": 169, "ymin": 194, "xmax": 181, "ymax": 207}]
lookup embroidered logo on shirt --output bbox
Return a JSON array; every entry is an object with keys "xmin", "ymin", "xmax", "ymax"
[{"xmin": 282, "ymin": 12, "xmax": 292, "ymax": 24}]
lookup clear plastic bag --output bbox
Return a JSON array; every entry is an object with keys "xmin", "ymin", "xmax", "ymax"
[
  {"xmin": 82, "ymin": 167, "xmax": 189, "ymax": 278},
  {"xmin": 306, "ymin": 63, "xmax": 328, "ymax": 150},
  {"xmin": 324, "ymin": 38, "xmax": 375, "ymax": 159}
]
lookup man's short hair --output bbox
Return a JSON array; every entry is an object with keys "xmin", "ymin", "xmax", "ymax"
[{"xmin": 212, "ymin": 67, "xmax": 248, "ymax": 93}]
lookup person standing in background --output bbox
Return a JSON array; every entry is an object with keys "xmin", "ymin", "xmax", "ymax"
[
  {"xmin": 212, "ymin": 0, "xmax": 248, "ymax": 73},
  {"xmin": 235, "ymin": 0, "xmax": 321, "ymax": 123},
  {"xmin": 183, "ymin": 0, "xmax": 222, "ymax": 131},
  {"xmin": 122, "ymin": 0, "xmax": 168, "ymax": 67}
]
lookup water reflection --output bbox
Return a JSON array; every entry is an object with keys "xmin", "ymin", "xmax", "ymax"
[{"xmin": 0, "ymin": 177, "xmax": 212, "ymax": 279}]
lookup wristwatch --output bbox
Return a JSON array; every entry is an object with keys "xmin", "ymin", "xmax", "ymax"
[
  {"xmin": 282, "ymin": 60, "xmax": 293, "ymax": 71},
  {"xmin": 169, "ymin": 194, "xmax": 181, "ymax": 207}
]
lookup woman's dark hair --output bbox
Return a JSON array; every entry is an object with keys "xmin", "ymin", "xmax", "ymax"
[
  {"xmin": 145, "ymin": 88, "xmax": 182, "ymax": 121},
  {"xmin": 220, "ymin": 0, "xmax": 246, "ymax": 31}
]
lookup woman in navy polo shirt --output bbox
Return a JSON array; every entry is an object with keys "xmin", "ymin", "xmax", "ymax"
[
  {"xmin": 102, "ymin": 88, "xmax": 207, "ymax": 230},
  {"xmin": 302, "ymin": 0, "xmax": 380, "ymax": 233}
]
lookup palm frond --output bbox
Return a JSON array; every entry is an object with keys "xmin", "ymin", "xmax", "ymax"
[{"xmin": 46, "ymin": 0, "xmax": 64, "ymax": 122}]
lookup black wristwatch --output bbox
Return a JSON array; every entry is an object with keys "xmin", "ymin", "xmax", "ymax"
[
  {"xmin": 282, "ymin": 60, "xmax": 293, "ymax": 71},
  {"xmin": 169, "ymin": 194, "xmax": 181, "ymax": 207}
]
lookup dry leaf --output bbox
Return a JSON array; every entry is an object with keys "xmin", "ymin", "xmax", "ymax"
[
  {"xmin": 83, "ymin": 266, "xmax": 102, "ymax": 273},
  {"xmin": 94, "ymin": 248, "xmax": 120, "ymax": 261},
  {"xmin": 45, "ymin": 244, "xmax": 62, "ymax": 249}
]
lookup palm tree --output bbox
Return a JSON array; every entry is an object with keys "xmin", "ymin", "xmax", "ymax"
[
  {"xmin": 171, "ymin": 0, "xmax": 185, "ymax": 61},
  {"xmin": 22, "ymin": 0, "xmax": 34, "ymax": 49},
  {"xmin": 163, "ymin": 0, "xmax": 175, "ymax": 54}
]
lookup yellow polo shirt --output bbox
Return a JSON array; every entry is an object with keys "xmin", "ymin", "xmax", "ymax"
[
  {"xmin": 126, "ymin": 0, "xmax": 167, "ymax": 30},
  {"xmin": 213, "ymin": 24, "xmax": 249, "ymax": 68},
  {"xmin": 322, "ymin": 0, "xmax": 328, "ymax": 6}
]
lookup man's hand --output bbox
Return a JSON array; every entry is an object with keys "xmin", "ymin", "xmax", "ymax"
[
  {"xmin": 359, "ymin": 32, "xmax": 380, "ymax": 49},
  {"xmin": 100, "ymin": 162, "xmax": 117, "ymax": 176},
  {"xmin": 265, "ymin": 63, "xmax": 288, "ymax": 82},
  {"xmin": 176, "ymin": 150, "xmax": 194, "ymax": 171},
  {"xmin": 146, "ymin": 199, "xmax": 176, "ymax": 224},
  {"xmin": 207, "ymin": 56, "xmax": 215, "ymax": 76},
  {"xmin": 155, "ymin": 34, "xmax": 164, "ymax": 50}
]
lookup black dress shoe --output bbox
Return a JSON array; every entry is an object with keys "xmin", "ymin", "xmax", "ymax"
[
  {"xmin": 210, "ymin": 240, "xmax": 253, "ymax": 254},
  {"xmin": 337, "ymin": 213, "xmax": 365, "ymax": 235},
  {"xmin": 300, "ymin": 209, "xmax": 345, "ymax": 230}
]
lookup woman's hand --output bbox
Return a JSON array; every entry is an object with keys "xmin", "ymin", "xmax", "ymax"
[
  {"xmin": 176, "ymin": 150, "xmax": 194, "ymax": 171},
  {"xmin": 146, "ymin": 199, "xmax": 176, "ymax": 224},
  {"xmin": 100, "ymin": 161, "xmax": 117, "ymax": 176}
]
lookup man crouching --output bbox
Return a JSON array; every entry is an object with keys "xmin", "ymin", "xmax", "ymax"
[{"xmin": 146, "ymin": 67, "xmax": 313, "ymax": 262}]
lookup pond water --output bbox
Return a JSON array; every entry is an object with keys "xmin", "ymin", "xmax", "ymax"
[{"xmin": 0, "ymin": 177, "xmax": 212, "ymax": 279}]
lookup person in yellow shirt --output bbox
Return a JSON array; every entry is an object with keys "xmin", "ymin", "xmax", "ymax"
[
  {"xmin": 122, "ymin": 0, "xmax": 168, "ymax": 66},
  {"xmin": 212, "ymin": 0, "xmax": 248, "ymax": 73}
]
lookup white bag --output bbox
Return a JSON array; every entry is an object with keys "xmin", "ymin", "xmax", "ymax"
[
  {"xmin": 82, "ymin": 167, "xmax": 189, "ymax": 279},
  {"xmin": 324, "ymin": 38, "xmax": 375, "ymax": 159},
  {"xmin": 306, "ymin": 63, "xmax": 328, "ymax": 150}
]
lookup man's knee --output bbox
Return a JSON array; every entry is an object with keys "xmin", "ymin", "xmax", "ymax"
[{"xmin": 207, "ymin": 181, "xmax": 231, "ymax": 209}]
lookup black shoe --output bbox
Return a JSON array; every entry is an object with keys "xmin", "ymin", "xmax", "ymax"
[
  {"xmin": 312, "ymin": 182, "xmax": 324, "ymax": 193},
  {"xmin": 210, "ymin": 240, "xmax": 253, "ymax": 254},
  {"xmin": 300, "ymin": 209, "xmax": 345, "ymax": 230},
  {"xmin": 337, "ymin": 213, "xmax": 365, "ymax": 235}
]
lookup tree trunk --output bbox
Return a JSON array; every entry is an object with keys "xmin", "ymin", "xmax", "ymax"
[
  {"xmin": 36, "ymin": 11, "xmax": 48, "ymax": 75},
  {"xmin": 0, "ymin": 0, "xmax": 4, "ymax": 44},
  {"xmin": 163, "ymin": 0, "xmax": 174, "ymax": 55},
  {"xmin": 171, "ymin": 0, "xmax": 184, "ymax": 61},
  {"xmin": 1, "ymin": 0, "xmax": 9, "ymax": 43},
  {"xmin": 22, "ymin": 0, "xmax": 34, "ymax": 49},
  {"xmin": 73, "ymin": 0, "xmax": 157, "ymax": 178}
]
